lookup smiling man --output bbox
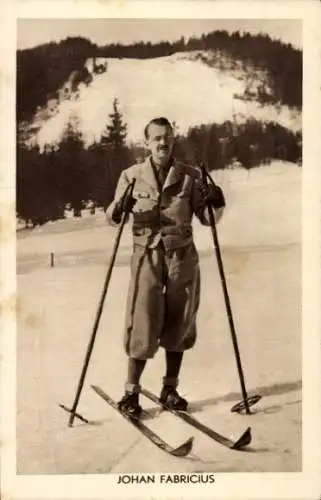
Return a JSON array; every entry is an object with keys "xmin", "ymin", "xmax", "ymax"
[{"xmin": 106, "ymin": 117, "xmax": 225, "ymax": 417}]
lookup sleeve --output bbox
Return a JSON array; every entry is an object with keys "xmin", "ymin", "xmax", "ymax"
[
  {"xmin": 106, "ymin": 170, "xmax": 131, "ymax": 227},
  {"xmin": 191, "ymin": 177, "xmax": 225, "ymax": 226}
]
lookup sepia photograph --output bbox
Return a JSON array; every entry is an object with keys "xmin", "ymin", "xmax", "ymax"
[
  {"xmin": 1, "ymin": 1, "xmax": 321, "ymax": 499},
  {"xmin": 16, "ymin": 15, "xmax": 302, "ymax": 471}
]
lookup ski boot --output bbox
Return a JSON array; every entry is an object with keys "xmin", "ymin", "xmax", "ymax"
[
  {"xmin": 118, "ymin": 391, "xmax": 142, "ymax": 419},
  {"xmin": 159, "ymin": 386, "xmax": 188, "ymax": 411}
]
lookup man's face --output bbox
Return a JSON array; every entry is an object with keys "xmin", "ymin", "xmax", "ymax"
[{"xmin": 145, "ymin": 123, "xmax": 174, "ymax": 167}]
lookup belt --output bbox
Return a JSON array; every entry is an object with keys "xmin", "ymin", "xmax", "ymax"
[
  {"xmin": 132, "ymin": 224, "xmax": 193, "ymax": 238},
  {"xmin": 160, "ymin": 225, "xmax": 192, "ymax": 238}
]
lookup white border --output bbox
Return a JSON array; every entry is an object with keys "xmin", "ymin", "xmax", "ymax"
[{"xmin": 1, "ymin": 1, "xmax": 321, "ymax": 499}]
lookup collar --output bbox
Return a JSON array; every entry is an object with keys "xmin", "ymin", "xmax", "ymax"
[{"xmin": 142, "ymin": 156, "xmax": 184, "ymax": 192}]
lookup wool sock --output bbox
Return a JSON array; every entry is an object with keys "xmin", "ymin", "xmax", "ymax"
[
  {"xmin": 126, "ymin": 358, "xmax": 146, "ymax": 393},
  {"xmin": 164, "ymin": 350, "xmax": 184, "ymax": 387}
]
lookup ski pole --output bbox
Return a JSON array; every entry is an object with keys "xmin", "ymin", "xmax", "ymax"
[
  {"xmin": 200, "ymin": 164, "xmax": 261, "ymax": 414},
  {"xmin": 60, "ymin": 178, "xmax": 136, "ymax": 426}
]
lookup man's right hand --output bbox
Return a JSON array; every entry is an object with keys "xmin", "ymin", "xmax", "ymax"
[{"xmin": 112, "ymin": 191, "xmax": 136, "ymax": 223}]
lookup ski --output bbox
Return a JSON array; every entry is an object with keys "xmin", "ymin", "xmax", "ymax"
[
  {"xmin": 141, "ymin": 387, "xmax": 251, "ymax": 450},
  {"xmin": 91, "ymin": 385, "xmax": 194, "ymax": 457}
]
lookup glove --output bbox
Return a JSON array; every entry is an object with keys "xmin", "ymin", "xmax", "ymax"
[
  {"xmin": 199, "ymin": 182, "xmax": 225, "ymax": 209},
  {"xmin": 112, "ymin": 191, "xmax": 136, "ymax": 223}
]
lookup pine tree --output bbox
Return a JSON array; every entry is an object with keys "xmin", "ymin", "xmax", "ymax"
[
  {"xmin": 100, "ymin": 98, "xmax": 131, "ymax": 193},
  {"xmin": 102, "ymin": 98, "xmax": 127, "ymax": 149}
]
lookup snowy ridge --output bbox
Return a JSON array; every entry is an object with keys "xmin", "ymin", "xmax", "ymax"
[{"xmin": 26, "ymin": 52, "xmax": 301, "ymax": 151}]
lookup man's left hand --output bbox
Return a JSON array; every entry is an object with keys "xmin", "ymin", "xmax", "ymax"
[{"xmin": 200, "ymin": 182, "xmax": 226, "ymax": 209}]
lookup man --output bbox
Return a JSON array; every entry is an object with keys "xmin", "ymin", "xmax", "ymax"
[{"xmin": 106, "ymin": 117, "xmax": 225, "ymax": 418}]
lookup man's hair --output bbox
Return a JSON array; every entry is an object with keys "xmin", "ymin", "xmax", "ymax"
[{"xmin": 144, "ymin": 117, "xmax": 174, "ymax": 139}]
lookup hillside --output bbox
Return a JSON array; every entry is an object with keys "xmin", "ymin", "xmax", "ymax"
[
  {"xmin": 16, "ymin": 32, "xmax": 302, "ymax": 228},
  {"xmin": 17, "ymin": 31, "xmax": 302, "ymax": 139},
  {"xmin": 24, "ymin": 51, "xmax": 301, "ymax": 151}
]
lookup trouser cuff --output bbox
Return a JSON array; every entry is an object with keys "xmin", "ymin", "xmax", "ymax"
[
  {"xmin": 125, "ymin": 382, "xmax": 141, "ymax": 394},
  {"xmin": 162, "ymin": 376, "xmax": 179, "ymax": 388}
]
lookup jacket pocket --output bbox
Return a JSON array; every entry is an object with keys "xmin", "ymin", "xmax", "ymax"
[
  {"xmin": 133, "ymin": 226, "xmax": 146, "ymax": 236},
  {"xmin": 135, "ymin": 191, "xmax": 151, "ymax": 199}
]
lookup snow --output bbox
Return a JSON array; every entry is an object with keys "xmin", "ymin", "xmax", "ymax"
[
  {"xmin": 16, "ymin": 161, "xmax": 302, "ymax": 474},
  {"xmin": 29, "ymin": 53, "xmax": 301, "ymax": 150}
]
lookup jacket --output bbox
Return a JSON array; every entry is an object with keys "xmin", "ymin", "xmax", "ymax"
[{"xmin": 106, "ymin": 156, "xmax": 224, "ymax": 250}]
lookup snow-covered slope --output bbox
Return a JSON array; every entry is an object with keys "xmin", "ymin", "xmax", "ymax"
[{"xmin": 27, "ymin": 52, "xmax": 301, "ymax": 150}]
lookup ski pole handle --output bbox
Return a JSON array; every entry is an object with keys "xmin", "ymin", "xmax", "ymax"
[
  {"xmin": 200, "ymin": 162, "xmax": 218, "ymax": 189},
  {"xmin": 121, "ymin": 179, "xmax": 136, "ymax": 205},
  {"xmin": 118, "ymin": 178, "xmax": 137, "ymax": 220},
  {"xmin": 200, "ymin": 162, "xmax": 208, "ymax": 187},
  {"xmin": 199, "ymin": 163, "xmax": 217, "ymax": 227}
]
